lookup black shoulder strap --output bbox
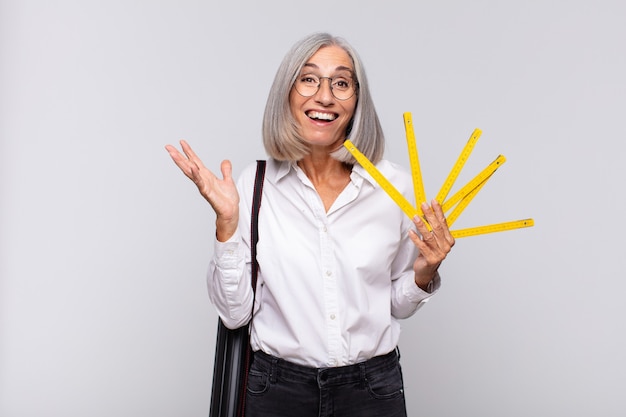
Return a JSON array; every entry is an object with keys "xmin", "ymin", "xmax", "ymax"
[
  {"xmin": 250, "ymin": 160, "xmax": 266, "ymax": 298},
  {"xmin": 237, "ymin": 160, "xmax": 266, "ymax": 417}
]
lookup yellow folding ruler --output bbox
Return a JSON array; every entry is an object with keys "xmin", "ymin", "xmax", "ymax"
[{"xmin": 343, "ymin": 112, "xmax": 534, "ymax": 238}]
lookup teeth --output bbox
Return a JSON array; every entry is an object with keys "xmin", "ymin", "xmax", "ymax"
[{"xmin": 308, "ymin": 111, "xmax": 337, "ymax": 121}]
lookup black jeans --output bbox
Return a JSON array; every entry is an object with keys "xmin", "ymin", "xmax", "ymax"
[{"xmin": 245, "ymin": 349, "xmax": 408, "ymax": 417}]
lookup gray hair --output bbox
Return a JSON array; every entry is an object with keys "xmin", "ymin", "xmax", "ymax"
[{"xmin": 262, "ymin": 33, "xmax": 385, "ymax": 164}]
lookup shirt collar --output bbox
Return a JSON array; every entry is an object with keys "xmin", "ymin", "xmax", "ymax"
[
  {"xmin": 268, "ymin": 158, "xmax": 379, "ymax": 188},
  {"xmin": 269, "ymin": 159, "xmax": 297, "ymax": 183},
  {"xmin": 350, "ymin": 163, "xmax": 379, "ymax": 188}
]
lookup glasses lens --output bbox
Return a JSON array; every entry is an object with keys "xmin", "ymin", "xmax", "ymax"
[
  {"xmin": 295, "ymin": 74, "xmax": 320, "ymax": 97},
  {"xmin": 330, "ymin": 77, "xmax": 355, "ymax": 100}
]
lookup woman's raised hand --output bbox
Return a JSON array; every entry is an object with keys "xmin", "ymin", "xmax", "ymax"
[
  {"xmin": 409, "ymin": 199, "xmax": 455, "ymax": 291},
  {"xmin": 165, "ymin": 140, "xmax": 240, "ymax": 241}
]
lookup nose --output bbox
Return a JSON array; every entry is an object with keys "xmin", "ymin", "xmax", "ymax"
[{"xmin": 314, "ymin": 77, "xmax": 334, "ymax": 104}]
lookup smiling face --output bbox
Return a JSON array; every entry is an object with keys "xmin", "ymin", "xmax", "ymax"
[{"xmin": 289, "ymin": 45, "xmax": 357, "ymax": 153}]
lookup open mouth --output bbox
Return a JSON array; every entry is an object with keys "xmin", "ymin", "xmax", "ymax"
[{"xmin": 306, "ymin": 110, "xmax": 338, "ymax": 122}]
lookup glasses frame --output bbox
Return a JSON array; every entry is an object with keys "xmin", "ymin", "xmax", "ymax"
[{"xmin": 294, "ymin": 73, "xmax": 358, "ymax": 101}]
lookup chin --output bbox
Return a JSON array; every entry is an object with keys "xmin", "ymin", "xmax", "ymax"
[{"xmin": 305, "ymin": 136, "xmax": 344, "ymax": 148}]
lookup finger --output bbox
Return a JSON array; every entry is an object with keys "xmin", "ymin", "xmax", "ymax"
[
  {"xmin": 418, "ymin": 202, "xmax": 452, "ymax": 255},
  {"xmin": 220, "ymin": 160, "xmax": 233, "ymax": 181},
  {"xmin": 408, "ymin": 229, "xmax": 423, "ymax": 249},
  {"xmin": 166, "ymin": 142, "xmax": 214, "ymax": 187},
  {"xmin": 165, "ymin": 144, "xmax": 184, "ymax": 160},
  {"xmin": 179, "ymin": 140, "xmax": 207, "ymax": 169},
  {"xmin": 421, "ymin": 200, "xmax": 437, "ymax": 220},
  {"xmin": 420, "ymin": 202, "xmax": 445, "ymax": 238},
  {"xmin": 412, "ymin": 213, "xmax": 432, "ymax": 239},
  {"xmin": 410, "ymin": 218, "xmax": 440, "ymax": 263},
  {"xmin": 430, "ymin": 199, "xmax": 455, "ymax": 246},
  {"xmin": 165, "ymin": 144, "xmax": 195, "ymax": 178},
  {"xmin": 408, "ymin": 228, "xmax": 439, "ymax": 269}
]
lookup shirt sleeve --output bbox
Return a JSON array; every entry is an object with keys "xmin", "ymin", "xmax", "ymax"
[
  {"xmin": 206, "ymin": 163, "xmax": 257, "ymax": 329},
  {"xmin": 389, "ymin": 218, "xmax": 441, "ymax": 319},
  {"xmin": 207, "ymin": 228, "xmax": 254, "ymax": 329}
]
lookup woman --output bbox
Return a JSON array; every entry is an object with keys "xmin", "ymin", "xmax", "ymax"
[{"xmin": 166, "ymin": 32, "xmax": 454, "ymax": 417}]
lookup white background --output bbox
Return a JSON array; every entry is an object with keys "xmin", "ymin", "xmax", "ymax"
[{"xmin": 1, "ymin": 0, "xmax": 625, "ymax": 416}]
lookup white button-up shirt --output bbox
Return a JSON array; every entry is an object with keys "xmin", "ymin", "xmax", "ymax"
[{"xmin": 208, "ymin": 158, "xmax": 440, "ymax": 367}]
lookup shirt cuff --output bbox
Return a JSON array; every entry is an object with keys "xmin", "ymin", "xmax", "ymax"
[
  {"xmin": 213, "ymin": 228, "xmax": 243, "ymax": 270},
  {"xmin": 403, "ymin": 272, "xmax": 441, "ymax": 304}
]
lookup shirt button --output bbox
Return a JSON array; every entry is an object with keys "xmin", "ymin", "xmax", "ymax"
[
  {"xmin": 326, "ymin": 271, "xmax": 332, "ymax": 277},
  {"xmin": 330, "ymin": 314, "xmax": 336, "ymax": 320}
]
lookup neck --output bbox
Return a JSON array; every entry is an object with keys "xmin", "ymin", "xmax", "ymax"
[
  {"xmin": 297, "ymin": 152, "xmax": 349, "ymax": 185},
  {"xmin": 297, "ymin": 152, "xmax": 352, "ymax": 212}
]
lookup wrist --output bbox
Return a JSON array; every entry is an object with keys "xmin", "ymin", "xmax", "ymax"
[
  {"xmin": 215, "ymin": 216, "xmax": 238, "ymax": 242},
  {"xmin": 415, "ymin": 271, "xmax": 436, "ymax": 292}
]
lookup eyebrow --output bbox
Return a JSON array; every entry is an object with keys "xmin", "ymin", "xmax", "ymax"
[{"xmin": 302, "ymin": 63, "xmax": 354, "ymax": 73}]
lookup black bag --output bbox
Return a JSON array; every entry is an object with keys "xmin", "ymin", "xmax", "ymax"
[{"xmin": 209, "ymin": 160, "xmax": 266, "ymax": 417}]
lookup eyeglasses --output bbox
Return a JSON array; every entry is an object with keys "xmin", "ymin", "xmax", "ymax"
[{"xmin": 294, "ymin": 73, "xmax": 358, "ymax": 101}]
